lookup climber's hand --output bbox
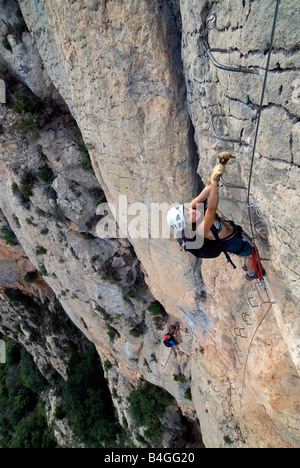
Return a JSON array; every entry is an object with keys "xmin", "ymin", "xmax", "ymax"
[
  {"xmin": 218, "ymin": 151, "xmax": 233, "ymax": 165},
  {"xmin": 210, "ymin": 164, "xmax": 225, "ymax": 186}
]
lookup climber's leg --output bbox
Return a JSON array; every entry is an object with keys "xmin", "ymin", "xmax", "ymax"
[
  {"xmin": 245, "ymin": 255, "xmax": 256, "ymax": 274},
  {"xmin": 245, "ymin": 251, "xmax": 266, "ymax": 281}
]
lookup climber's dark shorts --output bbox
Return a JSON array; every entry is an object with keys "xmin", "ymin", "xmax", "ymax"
[{"xmin": 222, "ymin": 231, "xmax": 252, "ymax": 257}]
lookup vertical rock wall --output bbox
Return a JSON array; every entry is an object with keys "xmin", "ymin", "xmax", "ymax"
[{"xmin": 180, "ymin": 0, "xmax": 300, "ymax": 447}]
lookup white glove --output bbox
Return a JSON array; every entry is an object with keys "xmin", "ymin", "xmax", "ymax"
[
  {"xmin": 210, "ymin": 164, "xmax": 225, "ymax": 186},
  {"xmin": 218, "ymin": 151, "xmax": 233, "ymax": 165}
]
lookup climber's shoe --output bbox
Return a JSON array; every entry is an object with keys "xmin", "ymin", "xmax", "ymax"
[
  {"xmin": 245, "ymin": 269, "xmax": 266, "ymax": 281},
  {"xmin": 242, "ymin": 263, "xmax": 248, "ymax": 272}
]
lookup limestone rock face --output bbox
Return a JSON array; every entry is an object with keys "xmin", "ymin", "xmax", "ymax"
[{"xmin": 0, "ymin": 0, "xmax": 299, "ymax": 448}]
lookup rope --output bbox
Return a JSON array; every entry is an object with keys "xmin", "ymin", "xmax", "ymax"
[{"xmin": 240, "ymin": 301, "xmax": 273, "ymax": 397}]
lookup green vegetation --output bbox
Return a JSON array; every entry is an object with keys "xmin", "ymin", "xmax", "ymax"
[
  {"xmin": 129, "ymin": 326, "xmax": 144, "ymax": 338},
  {"xmin": 26, "ymin": 217, "xmax": 37, "ymax": 226},
  {"xmin": 224, "ymin": 435, "xmax": 234, "ymax": 445},
  {"xmin": 35, "ymin": 245, "xmax": 47, "ymax": 256},
  {"xmin": 147, "ymin": 301, "xmax": 168, "ymax": 331},
  {"xmin": 23, "ymin": 271, "xmax": 38, "ymax": 283},
  {"xmin": 38, "ymin": 264, "xmax": 48, "ymax": 276},
  {"xmin": 12, "ymin": 214, "xmax": 21, "ymax": 228},
  {"xmin": 148, "ymin": 301, "xmax": 167, "ymax": 317},
  {"xmin": 37, "ymin": 165, "xmax": 54, "ymax": 184},
  {"xmin": 99, "ymin": 260, "xmax": 121, "ymax": 284},
  {"xmin": 19, "ymin": 170, "xmax": 36, "ymax": 198},
  {"xmin": 0, "ymin": 315, "xmax": 123, "ymax": 448},
  {"xmin": 78, "ymin": 142, "xmax": 93, "ymax": 171},
  {"xmin": 184, "ymin": 388, "xmax": 192, "ymax": 401},
  {"xmin": 10, "ymin": 90, "xmax": 44, "ymax": 139},
  {"xmin": 128, "ymin": 379, "xmax": 173, "ymax": 446},
  {"xmin": 0, "ymin": 337, "xmax": 56, "ymax": 448},
  {"xmin": 11, "ymin": 182, "xmax": 19, "ymax": 196},
  {"xmin": 0, "ymin": 226, "xmax": 19, "ymax": 246},
  {"xmin": 173, "ymin": 374, "xmax": 188, "ymax": 384},
  {"xmin": 89, "ymin": 187, "xmax": 106, "ymax": 206},
  {"xmin": 19, "ymin": 348, "xmax": 46, "ymax": 393},
  {"xmin": 2, "ymin": 39, "xmax": 12, "ymax": 51},
  {"xmin": 12, "ymin": 118, "xmax": 39, "ymax": 138},
  {"xmin": 105, "ymin": 322, "xmax": 120, "ymax": 342},
  {"xmin": 59, "ymin": 343, "xmax": 122, "ymax": 447},
  {"xmin": 12, "ymin": 92, "xmax": 43, "ymax": 115},
  {"xmin": 83, "ymin": 233, "xmax": 95, "ymax": 241}
]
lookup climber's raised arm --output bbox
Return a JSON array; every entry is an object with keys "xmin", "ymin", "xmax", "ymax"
[
  {"xmin": 190, "ymin": 179, "xmax": 212, "ymax": 208},
  {"xmin": 195, "ymin": 164, "xmax": 224, "ymax": 236},
  {"xmin": 190, "ymin": 151, "xmax": 233, "ymax": 209}
]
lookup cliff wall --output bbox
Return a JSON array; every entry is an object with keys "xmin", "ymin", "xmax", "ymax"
[{"xmin": 0, "ymin": 0, "xmax": 299, "ymax": 447}]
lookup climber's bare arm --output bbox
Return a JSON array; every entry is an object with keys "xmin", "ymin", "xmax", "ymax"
[
  {"xmin": 190, "ymin": 179, "xmax": 212, "ymax": 208},
  {"xmin": 196, "ymin": 184, "xmax": 219, "ymax": 237}
]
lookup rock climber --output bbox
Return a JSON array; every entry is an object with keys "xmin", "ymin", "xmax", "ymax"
[
  {"xmin": 163, "ymin": 323, "xmax": 180, "ymax": 348},
  {"xmin": 166, "ymin": 152, "xmax": 264, "ymax": 281}
]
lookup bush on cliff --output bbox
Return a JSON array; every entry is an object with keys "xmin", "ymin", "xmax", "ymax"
[
  {"xmin": 128, "ymin": 379, "xmax": 173, "ymax": 446},
  {"xmin": 0, "ymin": 336, "xmax": 56, "ymax": 448},
  {"xmin": 59, "ymin": 342, "xmax": 121, "ymax": 447}
]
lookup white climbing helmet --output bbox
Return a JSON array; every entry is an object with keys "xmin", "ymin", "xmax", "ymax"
[{"xmin": 166, "ymin": 205, "xmax": 185, "ymax": 231}]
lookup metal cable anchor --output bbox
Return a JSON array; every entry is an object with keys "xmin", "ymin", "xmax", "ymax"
[{"xmin": 206, "ymin": 12, "xmax": 217, "ymax": 30}]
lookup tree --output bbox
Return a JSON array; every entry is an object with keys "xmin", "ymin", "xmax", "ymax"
[
  {"xmin": 60, "ymin": 343, "xmax": 121, "ymax": 447},
  {"xmin": 128, "ymin": 379, "xmax": 172, "ymax": 428},
  {"xmin": 19, "ymin": 349, "xmax": 46, "ymax": 393}
]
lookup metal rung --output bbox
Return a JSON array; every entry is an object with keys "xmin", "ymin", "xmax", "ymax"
[
  {"xmin": 248, "ymin": 297, "xmax": 260, "ymax": 308},
  {"xmin": 210, "ymin": 113, "xmax": 248, "ymax": 189},
  {"xmin": 220, "ymin": 175, "xmax": 247, "ymax": 190},
  {"xmin": 207, "ymin": 49, "xmax": 260, "ymax": 75},
  {"xmin": 210, "ymin": 113, "xmax": 248, "ymax": 145}
]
